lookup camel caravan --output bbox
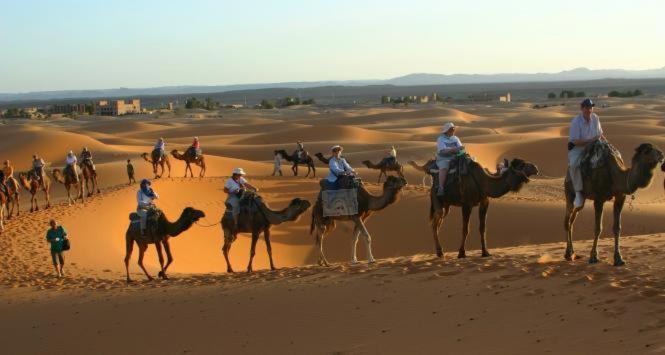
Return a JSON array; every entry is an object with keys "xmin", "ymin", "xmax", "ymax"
[{"xmin": 3, "ymin": 98, "xmax": 665, "ymax": 281}]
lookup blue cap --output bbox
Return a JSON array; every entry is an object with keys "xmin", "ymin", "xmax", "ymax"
[
  {"xmin": 580, "ymin": 98, "xmax": 594, "ymax": 107},
  {"xmin": 141, "ymin": 178, "xmax": 151, "ymax": 185}
]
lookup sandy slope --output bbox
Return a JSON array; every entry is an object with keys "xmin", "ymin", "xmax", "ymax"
[{"xmin": 1, "ymin": 98, "xmax": 665, "ymax": 353}]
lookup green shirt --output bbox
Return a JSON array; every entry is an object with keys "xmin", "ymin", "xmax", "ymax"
[
  {"xmin": 46, "ymin": 226, "xmax": 67, "ymax": 252},
  {"xmin": 127, "ymin": 163, "xmax": 134, "ymax": 175}
]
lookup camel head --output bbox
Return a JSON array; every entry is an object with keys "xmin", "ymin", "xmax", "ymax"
[
  {"xmin": 275, "ymin": 149, "xmax": 290, "ymax": 160},
  {"xmin": 633, "ymin": 143, "xmax": 664, "ymax": 169},
  {"xmin": 505, "ymin": 158, "xmax": 539, "ymax": 191},
  {"xmin": 284, "ymin": 198, "xmax": 312, "ymax": 222},
  {"xmin": 315, "ymin": 152, "xmax": 324, "ymax": 158},
  {"xmin": 181, "ymin": 207, "xmax": 206, "ymax": 225},
  {"xmin": 382, "ymin": 175, "xmax": 408, "ymax": 191}
]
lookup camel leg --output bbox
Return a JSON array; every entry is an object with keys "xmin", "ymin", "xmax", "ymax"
[
  {"xmin": 155, "ymin": 242, "xmax": 166, "ymax": 279},
  {"xmin": 458, "ymin": 205, "xmax": 472, "ymax": 258},
  {"xmin": 431, "ymin": 206, "xmax": 444, "ymax": 257},
  {"xmin": 315, "ymin": 224, "xmax": 330, "ymax": 267},
  {"xmin": 351, "ymin": 225, "xmax": 362, "ymax": 263},
  {"xmin": 166, "ymin": 159, "xmax": 171, "ymax": 178},
  {"xmin": 137, "ymin": 243, "xmax": 153, "ymax": 280},
  {"xmin": 311, "ymin": 164, "xmax": 316, "ymax": 178},
  {"xmin": 222, "ymin": 227, "xmax": 235, "ymax": 273},
  {"xmin": 264, "ymin": 229, "xmax": 277, "ymax": 270},
  {"xmin": 162, "ymin": 240, "xmax": 174, "ymax": 274},
  {"xmin": 44, "ymin": 187, "xmax": 50, "ymax": 209},
  {"xmin": 479, "ymin": 199, "xmax": 491, "ymax": 257},
  {"xmin": 589, "ymin": 200, "xmax": 604, "ymax": 264},
  {"xmin": 247, "ymin": 231, "xmax": 259, "ymax": 272},
  {"xmin": 353, "ymin": 216, "xmax": 375, "ymax": 263},
  {"xmin": 124, "ymin": 238, "xmax": 134, "ymax": 282},
  {"xmin": 564, "ymin": 200, "xmax": 582, "ymax": 260},
  {"xmin": 612, "ymin": 195, "xmax": 626, "ymax": 266}
]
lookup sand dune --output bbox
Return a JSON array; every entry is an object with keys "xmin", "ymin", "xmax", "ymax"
[{"xmin": 2, "ymin": 97, "xmax": 665, "ymax": 353}]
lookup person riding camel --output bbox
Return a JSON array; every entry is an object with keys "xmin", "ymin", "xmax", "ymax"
[
  {"xmin": 1, "ymin": 160, "xmax": 13, "ymax": 196},
  {"xmin": 383, "ymin": 145, "xmax": 397, "ymax": 166},
  {"xmin": 436, "ymin": 122, "xmax": 465, "ymax": 197},
  {"xmin": 296, "ymin": 140, "xmax": 305, "ymax": 160},
  {"xmin": 136, "ymin": 178, "xmax": 159, "ymax": 237},
  {"xmin": 66, "ymin": 150, "xmax": 79, "ymax": 183},
  {"xmin": 80, "ymin": 147, "xmax": 95, "ymax": 172},
  {"xmin": 154, "ymin": 137, "xmax": 166, "ymax": 160},
  {"xmin": 32, "ymin": 154, "xmax": 46, "ymax": 182},
  {"xmin": 191, "ymin": 137, "xmax": 201, "ymax": 160},
  {"xmin": 327, "ymin": 145, "xmax": 356, "ymax": 189},
  {"xmin": 224, "ymin": 168, "xmax": 258, "ymax": 229},
  {"xmin": 568, "ymin": 98, "xmax": 606, "ymax": 208}
]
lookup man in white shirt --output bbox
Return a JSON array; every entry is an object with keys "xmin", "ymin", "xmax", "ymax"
[
  {"xmin": 436, "ymin": 122, "xmax": 464, "ymax": 197},
  {"xmin": 568, "ymin": 98, "xmax": 605, "ymax": 208},
  {"xmin": 327, "ymin": 145, "xmax": 355, "ymax": 188},
  {"xmin": 224, "ymin": 168, "xmax": 258, "ymax": 228},
  {"xmin": 66, "ymin": 151, "xmax": 79, "ymax": 182}
]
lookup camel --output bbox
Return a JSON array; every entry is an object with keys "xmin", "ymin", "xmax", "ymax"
[
  {"xmin": 79, "ymin": 161, "xmax": 100, "ymax": 197},
  {"xmin": 361, "ymin": 159, "xmax": 405, "ymax": 183},
  {"xmin": 171, "ymin": 149, "xmax": 206, "ymax": 178},
  {"xmin": 52, "ymin": 167, "xmax": 85, "ymax": 205},
  {"xmin": 408, "ymin": 159, "xmax": 437, "ymax": 186},
  {"xmin": 19, "ymin": 172, "xmax": 51, "ymax": 212},
  {"xmin": 0, "ymin": 189, "xmax": 5, "ymax": 231},
  {"xmin": 564, "ymin": 143, "xmax": 664, "ymax": 266},
  {"xmin": 429, "ymin": 158, "xmax": 539, "ymax": 259},
  {"xmin": 141, "ymin": 149, "xmax": 171, "ymax": 179},
  {"xmin": 0, "ymin": 176, "xmax": 21, "ymax": 219},
  {"xmin": 124, "ymin": 207, "xmax": 205, "ymax": 282},
  {"xmin": 311, "ymin": 175, "xmax": 408, "ymax": 266},
  {"xmin": 276, "ymin": 149, "xmax": 316, "ymax": 177},
  {"xmin": 221, "ymin": 195, "xmax": 311, "ymax": 272}
]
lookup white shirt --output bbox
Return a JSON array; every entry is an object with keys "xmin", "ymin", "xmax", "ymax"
[
  {"xmin": 437, "ymin": 134, "xmax": 462, "ymax": 156},
  {"xmin": 327, "ymin": 156, "xmax": 354, "ymax": 183},
  {"xmin": 569, "ymin": 113, "xmax": 603, "ymax": 142},
  {"xmin": 66, "ymin": 155, "xmax": 77, "ymax": 165},
  {"xmin": 389, "ymin": 147, "xmax": 397, "ymax": 158},
  {"xmin": 224, "ymin": 177, "xmax": 247, "ymax": 194},
  {"xmin": 137, "ymin": 189, "xmax": 159, "ymax": 208}
]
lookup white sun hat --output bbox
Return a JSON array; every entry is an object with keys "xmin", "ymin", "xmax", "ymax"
[
  {"xmin": 232, "ymin": 167, "xmax": 246, "ymax": 175},
  {"xmin": 442, "ymin": 122, "xmax": 455, "ymax": 133},
  {"xmin": 330, "ymin": 145, "xmax": 342, "ymax": 151}
]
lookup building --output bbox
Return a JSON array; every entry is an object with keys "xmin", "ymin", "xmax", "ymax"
[
  {"xmin": 431, "ymin": 93, "xmax": 438, "ymax": 102},
  {"xmin": 499, "ymin": 92, "xmax": 512, "ymax": 103},
  {"xmin": 418, "ymin": 96, "xmax": 429, "ymax": 104},
  {"xmin": 167, "ymin": 102, "xmax": 174, "ymax": 110},
  {"xmin": 95, "ymin": 99, "xmax": 141, "ymax": 116},
  {"xmin": 50, "ymin": 103, "xmax": 87, "ymax": 114}
]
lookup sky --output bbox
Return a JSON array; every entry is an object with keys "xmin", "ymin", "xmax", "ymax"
[{"xmin": 1, "ymin": 0, "xmax": 664, "ymax": 92}]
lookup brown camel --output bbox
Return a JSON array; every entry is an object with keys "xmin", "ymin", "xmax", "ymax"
[
  {"xmin": 408, "ymin": 159, "xmax": 437, "ymax": 186},
  {"xmin": 1, "ymin": 176, "xmax": 21, "ymax": 219},
  {"xmin": 171, "ymin": 149, "xmax": 206, "ymax": 178},
  {"xmin": 141, "ymin": 149, "xmax": 171, "ymax": 179},
  {"xmin": 565, "ymin": 143, "xmax": 664, "ymax": 266},
  {"xmin": 361, "ymin": 159, "xmax": 405, "ymax": 183},
  {"xmin": 19, "ymin": 172, "xmax": 51, "ymax": 212},
  {"xmin": 311, "ymin": 175, "xmax": 408, "ymax": 266},
  {"xmin": 52, "ymin": 168, "xmax": 85, "ymax": 205},
  {"xmin": 221, "ymin": 195, "xmax": 311, "ymax": 272},
  {"xmin": 430, "ymin": 158, "xmax": 539, "ymax": 259},
  {"xmin": 276, "ymin": 149, "xmax": 316, "ymax": 177},
  {"xmin": 80, "ymin": 161, "xmax": 100, "ymax": 197},
  {"xmin": 124, "ymin": 207, "xmax": 205, "ymax": 282},
  {"xmin": 0, "ymin": 188, "xmax": 5, "ymax": 232}
]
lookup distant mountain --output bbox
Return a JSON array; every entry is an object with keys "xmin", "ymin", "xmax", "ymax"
[{"xmin": 1, "ymin": 67, "xmax": 664, "ymax": 103}]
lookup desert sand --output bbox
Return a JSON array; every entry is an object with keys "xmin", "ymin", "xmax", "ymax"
[{"xmin": 1, "ymin": 98, "xmax": 665, "ymax": 354}]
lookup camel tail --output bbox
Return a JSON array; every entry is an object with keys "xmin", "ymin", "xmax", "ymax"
[{"xmin": 52, "ymin": 169, "xmax": 65, "ymax": 184}]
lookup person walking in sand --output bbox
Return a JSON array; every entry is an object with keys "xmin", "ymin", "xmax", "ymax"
[
  {"xmin": 568, "ymin": 98, "xmax": 605, "ymax": 208},
  {"xmin": 436, "ymin": 122, "xmax": 464, "ymax": 197},
  {"xmin": 46, "ymin": 219, "xmax": 68, "ymax": 277},
  {"xmin": 272, "ymin": 150, "xmax": 283, "ymax": 176},
  {"xmin": 126, "ymin": 159, "xmax": 136, "ymax": 184}
]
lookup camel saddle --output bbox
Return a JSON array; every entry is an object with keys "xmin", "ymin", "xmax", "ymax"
[
  {"xmin": 129, "ymin": 207, "xmax": 162, "ymax": 242},
  {"xmin": 580, "ymin": 141, "xmax": 623, "ymax": 179},
  {"xmin": 429, "ymin": 154, "xmax": 473, "ymax": 187},
  {"xmin": 317, "ymin": 176, "xmax": 359, "ymax": 217},
  {"xmin": 380, "ymin": 156, "xmax": 398, "ymax": 168}
]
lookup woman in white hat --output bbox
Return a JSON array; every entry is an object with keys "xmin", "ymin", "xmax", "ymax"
[
  {"xmin": 223, "ymin": 168, "xmax": 258, "ymax": 226},
  {"xmin": 327, "ymin": 145, "xmax": 355, "ymax": 188},
  {"xmin": 436, "ymin": 122, "xmax": 464, "ymax": 196}
]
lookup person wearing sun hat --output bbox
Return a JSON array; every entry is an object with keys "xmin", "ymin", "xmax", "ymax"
[
  {"xmin": 224, "ymin": 168, "xmax": 258, "ymax": 227},
  {"xmin": 568, "ymin": 98, "xmax": 605, "ymax": 208},
  {"xmin": 326, "ymin": 145, "xmax": 355, "ymax": 189},
  {"xmin": 436, "ymin": 122, "xmax": 464, "ymax": 197}
]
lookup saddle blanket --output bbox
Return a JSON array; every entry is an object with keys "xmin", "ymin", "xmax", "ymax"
[{"xmin": 322, "ymin": 188, "xmax": 358, "ymax": 217}]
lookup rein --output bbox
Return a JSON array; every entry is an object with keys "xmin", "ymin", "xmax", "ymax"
[{"xmin": 195, "ymin": 219, "xmax": 221, "ymax": 228}]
